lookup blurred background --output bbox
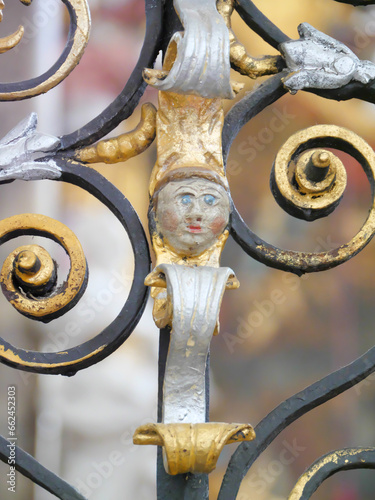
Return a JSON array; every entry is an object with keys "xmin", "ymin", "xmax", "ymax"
[{"xmin": 0, "ymin": 0, "xmax": 374, "ymax": 499}]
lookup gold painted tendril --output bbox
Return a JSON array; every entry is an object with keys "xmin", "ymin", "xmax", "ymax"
[
  {"xmin": 0, "ymin": 214, "xmax": 87, "ymax": 322},
  {"xmin": 216, "ymin": 0, "xmax": 283, "ymax": 78},
  {"xmin": 76, "ymin": 103, "xmax": 157, "ymax": 164}
]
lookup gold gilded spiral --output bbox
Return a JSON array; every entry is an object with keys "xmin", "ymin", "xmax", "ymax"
[
  {"xmin": 0, "ymin": 214, "xmax": 87, "ymax": 322},
  {"xmin": 271, "ymin": 125, "xmax": 351, "ymax": 220}
]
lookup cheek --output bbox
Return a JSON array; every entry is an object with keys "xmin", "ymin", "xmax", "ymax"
[
  {"xmin": 159, "ymin": 208, "xmax": 179, "ymax": 232},
  {"xmin": 209, "ymin": 215, "xmax": 227, "ymax": 235}
]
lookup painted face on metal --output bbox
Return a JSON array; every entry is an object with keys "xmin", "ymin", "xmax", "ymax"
[{"xmin": 156, "ymin": 178, "xmax": 230, "ymax": 256}]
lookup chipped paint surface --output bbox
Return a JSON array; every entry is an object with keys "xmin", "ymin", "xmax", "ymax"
[{"xmin": 0, "ymin": 344, "xmax": 105, "ymax": 369}]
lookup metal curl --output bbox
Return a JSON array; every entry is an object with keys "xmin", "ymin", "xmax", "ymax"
[
  {"xmin": 288, "ymin": 448, "xmax": 375, "ymax": 500},
  {"xmin": 0, "ymin": 159, "xmax": 150, "ymax": 375},
  {"xmin": 0, "ymin": 0, "xmax": 90, "ymax": 101},
  {"xmin": 0, "ymin": 214, "xmax": 87, "ymax": 322},
  {"xmin": 218, "ymin": 345, "xmax": 375, "ymax": 499},
  {"xmin": 231, "ymin": 125, "xmax": 375, "ymax": 274}
]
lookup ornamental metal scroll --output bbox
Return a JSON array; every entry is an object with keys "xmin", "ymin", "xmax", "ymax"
[{"xmin": 0, "ymin": 0, "xmax": 374, "ymax": 499}]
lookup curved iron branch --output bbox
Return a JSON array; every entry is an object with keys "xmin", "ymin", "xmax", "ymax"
[
  {"xmin": 218, "ymin": 345, "xmax": 375, "ymax": 499},
  {"xmin": 60, "ymin": 0, "xmax": 163, "ymax": 151},
  {"xmin": 234, "ymin": 0, "xmax": 291, "ymax": 49},
  {"xmin": 223, "ymin": 71, "xmax": 288, "ymax": 163},
  {"xmin": 288, "ymin": 448, "xmax": 375, "ymax": 499}
]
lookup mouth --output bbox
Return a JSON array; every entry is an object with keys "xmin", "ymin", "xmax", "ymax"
[{"xmin": 187, "ymin": 225, "xmax": 202, "ymax": 233}]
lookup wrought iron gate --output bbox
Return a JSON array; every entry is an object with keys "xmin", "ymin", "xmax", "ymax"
[{"xmin": 0, "ymin": 0, "xmax": 375, "ymax": 499}]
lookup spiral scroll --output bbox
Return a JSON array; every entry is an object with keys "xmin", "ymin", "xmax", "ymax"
[
  {"xmin": 0, "ymin": 214, "xmax": 87, "ymax": 322},
  {"xmin": 0, "ymin": 160, "xmax": 150, "ymax": 375},
  {"xmin": 231, "ymin": 125, "xmax": 375, "ymax": 275}
]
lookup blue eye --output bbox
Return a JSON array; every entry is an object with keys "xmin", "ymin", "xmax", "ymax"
[
  {"xmin": 181, "ymin": 194, "xmax": 192, "ymax": 205},
  {"xmin": 204, "ymin": 194, "xmax": 216, "ymax": 206}
]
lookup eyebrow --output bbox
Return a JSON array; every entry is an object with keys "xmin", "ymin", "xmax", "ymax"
[
  {"xmin": 173, "ymin": 185, "xmax": 225, "ymax": 197},
  {"xmin": 174, "ymin": 186, "xmax": 197, "ymax": 195}
]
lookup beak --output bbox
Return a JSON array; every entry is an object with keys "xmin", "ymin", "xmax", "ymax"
[{"xmin": 20, "ymin": 0, "xmax": 32, "ymax": 5}]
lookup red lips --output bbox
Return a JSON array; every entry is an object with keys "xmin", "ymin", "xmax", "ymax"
[{"xmin": 188, "ymin": 225, "xmax": 202, "ymax": 233}]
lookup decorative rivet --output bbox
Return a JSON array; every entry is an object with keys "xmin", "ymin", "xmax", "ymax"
[{"xmin": 15, "ymin": 250, "xmax": 41, "ymax": 275}]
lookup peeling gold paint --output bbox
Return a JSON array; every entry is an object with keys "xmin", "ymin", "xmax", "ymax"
[
  {"xmin": 288, "ymin": 449, "xmax": 374, "ymax": 499},
  {"xmin": 0, "ymin": 344, "xmax": 105, "ymax": 368}
]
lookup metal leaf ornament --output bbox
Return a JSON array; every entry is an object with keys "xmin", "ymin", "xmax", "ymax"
[
  {"xmin": 281, "ymin": 23, "xmax": 375, "ymax": 93},
  {"xmin": 0, "ymin": 113, "xmax": 61, "ymax": 183}
]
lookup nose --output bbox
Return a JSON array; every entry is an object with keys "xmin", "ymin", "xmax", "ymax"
[{"xmin": 186, "ymin": 200, "xmax": 202, "ymax": 221}]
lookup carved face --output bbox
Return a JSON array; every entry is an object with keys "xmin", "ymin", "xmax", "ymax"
[{"xmin": 155, "ymin": 178, "xmax": 230, "ymax": 256}]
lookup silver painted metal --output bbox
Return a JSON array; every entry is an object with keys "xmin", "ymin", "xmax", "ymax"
[
  {"xmin": 0, "ymin": 113, "xmax": 61, "ymax": 182},
  {"xmin": 157, "ymin": 263, "xmax": 236, "ymax": 424},
  {"xmin": 280, "ymin": 23, "xmax": 375, "ymax": 93},
  {"xmin": 145, "ymin": 0, "xmax": 234, "ymax": 99}
]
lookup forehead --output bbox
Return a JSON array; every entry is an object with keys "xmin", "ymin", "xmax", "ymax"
[{"xmin": 159, "ymin": 178, "xmax": 228, "ymax": 198}]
